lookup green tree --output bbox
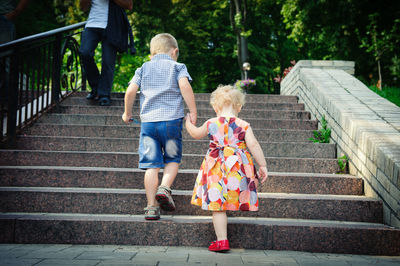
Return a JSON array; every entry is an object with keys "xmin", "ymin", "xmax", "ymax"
[
  {"xmin": 280, "ymin": 0, "xmax": 400, "ymax": 88},
  {"xmin": 230, "ymin": 0, "xmax": 251, "ymax": 79},
  {"xmin": 360, "ymin": 14, "xmax": 400, "ymax": 89},
  {"xmin": 13, "ymin": 0, "xmax": 302, "ymax": 94}
]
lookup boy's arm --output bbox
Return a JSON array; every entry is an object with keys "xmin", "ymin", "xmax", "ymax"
[
  {"xmin": 122, "ymin": 82, "xmax": 139, "ymax": 124},
  {"xmin": 179, "ymin": 77, "xmax": 197, "ymax": 125},
  {"xmin": 185, "ymin": 116, "xmax": 208, "ymax": 139}
]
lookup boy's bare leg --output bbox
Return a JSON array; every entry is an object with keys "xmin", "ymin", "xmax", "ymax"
[
  {"xmin": 144, "ymin": 168, "xmax": 160, "ymax": 207},
  {"xmin": 160, "ymin": 162, "xmax": 179, "ymax": 188},
  {"xmin": 212, "ymin": 211, "xmax": 228, "ymax": 241}
]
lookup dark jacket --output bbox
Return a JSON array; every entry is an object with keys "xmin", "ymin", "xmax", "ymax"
[{"xmin": 105, "ymin": 0, "xmax": 135, "ymax": 54}]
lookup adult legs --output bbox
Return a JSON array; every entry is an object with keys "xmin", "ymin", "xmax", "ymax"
[
  {"xmin": 79, "ymin": 28, "xmax": 102, "ymax": 96},
  {"xmin": 97, "ymin": 35, "xmax": 117, "ymax": 100}
]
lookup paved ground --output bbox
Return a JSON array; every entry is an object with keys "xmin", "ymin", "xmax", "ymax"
[{"xmin": 1, "ymin": 244, "xmax": 400, "ymax": 266}]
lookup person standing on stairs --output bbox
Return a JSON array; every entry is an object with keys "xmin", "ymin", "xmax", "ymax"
[
  {"xmin": 122, "ymin": 33, "xmax": 197, "ymax": 220},
  {"xmin": 185, "ymin": 85, "xmax": 268, "ymax": 252},
  {"xmin": 79, "ymin": 0, "xmax": 134, "ymax": 106}
]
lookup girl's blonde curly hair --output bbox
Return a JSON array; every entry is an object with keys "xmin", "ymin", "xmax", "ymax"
[{"xmin": 210, "ymin": 85, "xmax": 245, "ymax": 112}]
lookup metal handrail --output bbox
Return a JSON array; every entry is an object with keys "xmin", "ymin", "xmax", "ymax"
[
  {"xmin": 0, "ymin": 22, "xmax": 86, "ymax": 51},
  {"xmin": 0, "ymin": 21, "xmax": 87, "ymax": 147}
]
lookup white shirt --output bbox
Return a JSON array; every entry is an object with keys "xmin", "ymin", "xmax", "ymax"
[{"xmin": 85, "ymin": 0, "xmax": 109, "ymax": 29}]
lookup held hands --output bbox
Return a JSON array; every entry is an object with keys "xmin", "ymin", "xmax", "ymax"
[
  {"xmin": 257, "ymin": 166, "xmax": 268, "ymax": 184},
  {"xmin": 185, "ymin": 113, "xmax": 197, "ymax": 125},
  {"xmin": 122, "ymin": 112, "xmax": 132, "ymax": 124}
]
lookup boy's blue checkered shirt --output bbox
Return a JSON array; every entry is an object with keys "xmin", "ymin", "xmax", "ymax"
[{"xmin": 130, "ymin": 54, "xmax": 192, "ymax": 122}]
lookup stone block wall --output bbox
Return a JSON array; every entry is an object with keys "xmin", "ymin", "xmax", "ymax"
[{"xmin": 281, "ymin": 60, "xmax": 400, "ymax": 228}]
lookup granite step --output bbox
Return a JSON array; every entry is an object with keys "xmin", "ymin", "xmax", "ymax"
[
  {"xmin": 0, "ymin": 150, "xmax": 341, "ymax": 173},
  {"xmin": 0, "ymin": 166, "xmax": 363, "ymax": 195},
  {"xmin": 64, "ymin": 97, "xmax": 305, "ymax": 110},
  {"xmin": 15, "ymin": 136, "xmax": 336, "ymax": 158},
  {"xmin": 55, "ymin": 105, "xmax": 311, "ymax": 120},
  {"xmin": 71, "ymin": 92, "xmax": 299, "ymax": 103},
  {"xmin": 37, "ymin": 114, "xmax": 318, "ymax": 130},
  {"xmin": 23, "ymin": 124, "xmax": 317, "ymax": 142},
  {"xmin": 0, "ymin": 187, "xmax": 382, "ymax": 222},
  {"xmin": 1, "ymin": 213, "xmax": 399, "ymax": 255}
]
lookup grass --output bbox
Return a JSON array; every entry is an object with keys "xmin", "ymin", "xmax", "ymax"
[{"xmin": 368, "ymin": 85, "xmax": 400, "ymax": 107}]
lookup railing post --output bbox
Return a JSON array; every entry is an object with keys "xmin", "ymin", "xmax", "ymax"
[
  {"xmin": 51, "ymin": 33, "xmax": 62, "ymax": 111},
  {"xmin": 6, "ymin": 47, "xmax": 20, "ymax": 148}
]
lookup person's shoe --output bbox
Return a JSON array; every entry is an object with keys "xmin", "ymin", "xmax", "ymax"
[
  {"xmin": 86, "ymin": 91, "xmax": 98, "ymax": 100},
  {"xmin": 99, "ymin": 96, "xmax": 111, "ymax": 106},
  {"xmin": 208, "ymin": 240, "xmax": 230, "ymax": 252},
  {"xmin": 144, "ymin": 206, "xmax": 160, "ymax": 220},
  {"xmin": 155, "ymin": 185, "xmax": 176, "ymax": 211}
]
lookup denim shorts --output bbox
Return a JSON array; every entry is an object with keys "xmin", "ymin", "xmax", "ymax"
[{"xmin": 138, "ymin": 118, "xmax": 183, "ymax": 169}]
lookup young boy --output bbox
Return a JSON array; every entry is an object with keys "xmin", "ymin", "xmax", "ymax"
[{"xmin": 122, "ymin": 33, "xmax": 197, "ymax": 220}]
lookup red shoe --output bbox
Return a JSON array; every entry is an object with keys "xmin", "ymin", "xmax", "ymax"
[{"xmin": 208, "ymin": 239, "xmax": 230, "ymax": 252}]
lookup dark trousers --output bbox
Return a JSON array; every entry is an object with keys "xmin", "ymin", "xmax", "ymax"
[{"xmin": 79, "ymin": 27, "xmax": 117, "ymax": 98}]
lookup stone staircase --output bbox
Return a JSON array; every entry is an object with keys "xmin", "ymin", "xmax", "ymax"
[{"xmin": 0, "ymin": 92, "xmax": 399, "ymax": 255}]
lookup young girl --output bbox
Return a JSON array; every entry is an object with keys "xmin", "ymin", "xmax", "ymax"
[{"xmin": 185, "ymin": 85, "xmax": 268, "ymax": 252}]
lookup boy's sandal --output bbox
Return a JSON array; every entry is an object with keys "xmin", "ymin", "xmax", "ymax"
[
  {"xmin": 144, "ymin": 206, "xmax": 160, "ymax": 220},
  {"xmin": 155, "ymin": 185, "xmax": 176, "ymax": 212}
]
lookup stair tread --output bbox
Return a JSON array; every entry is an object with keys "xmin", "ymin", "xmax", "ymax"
[
  {"xmin": 0, "ymin": 212, "xmax": 393, "ymax": 230},
  {"xmin": 41, "ymin": 113, "xmax": 316, "ymax": 121},
  {"xmin": 0, "ymin": 149, "xmax": 337, "ymax": 158},
  {"xmin": 0, "ymin": 165, "xmax": 356, "ymax": 178},
  {"xmin": 0, "ymin": 186, "xmax": 375, "ymax": 201},
  {"xmin": 59, "ymin": 105, "xmax": 308, "ymax": 112},
  {"xmin": 25, "ymin": 123, "xmax": 317, "ymax": 133},
  {"xmin": 17, "ymin": 135, "xmax": 334, "ymax": 145}
]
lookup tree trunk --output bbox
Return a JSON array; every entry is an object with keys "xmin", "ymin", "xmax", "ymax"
[
  {"xmin": 377, "ymin": 59, "xmax": 382, "ymax": 90},
  {"xmin": 230, "ymin": 0, "xmax": 247, "ymax": 79}
]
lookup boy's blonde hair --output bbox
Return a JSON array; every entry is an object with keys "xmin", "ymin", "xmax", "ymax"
[
  {"xmin": 210, "ymin": 85, "xmax": 245, "ymax": 112},
  {"xmin": 150, "ymin": 33, "xmax": 179, "ymax": 56}
]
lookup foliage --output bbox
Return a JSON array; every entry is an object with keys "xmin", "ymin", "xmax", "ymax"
[
  {"xmin": 360, "ymin": 14, "xmax": 400, "ymax": 89},
  {"xmin": 113, "ymin": 53, "xmax": 150, "ymax": 92},
  {"xmin": 13, "ymin": 0, "xmax": 301, "ymax": 94},
  {"xmin": 15, "ymin": 0, "xmax": 63, "ymax": 38},
  {"xmin": 309, "ymin": 115, "xmax": 331, "ymax": 143},
  {"xmin": 53, "ymin": 0, "xmax": 87, "ymax": 25},
  {"xmin": 337, "ymin": 155, "xmax": 348, "ymax": 174},
  {"xmin": 230, "ymin": 0, "xmax": 251, "ymax": 79},
  {"xmin": 279, "ymin": 0, "xmax": 400, "ymax": 88},
  {"xmin": 127, "ymin": 0, "xmax": 239, "ymax": 92},
  {"xmin": 13, "ymin": 0, "xmax": 400, "ymax": 95},
  {"xmin": 274, "ymin": 60, "xmax": 295, "ymax": 83},
  {"xmin": 368, "ymin": 85, "xmax": 400, "ymax": 107},
  {"xmin": 234, "ymin": 79, "xmax": 256, "ymax": 92}
]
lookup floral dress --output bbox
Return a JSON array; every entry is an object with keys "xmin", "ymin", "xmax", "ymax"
[{"xmin": 191, "ymin": 116, "xmax": 259, "ymax": 211}]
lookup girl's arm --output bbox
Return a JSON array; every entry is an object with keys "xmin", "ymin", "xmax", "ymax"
[
  {"xmin": 122, "ymin": 82, "xmax": 139, "ymax": 124},
  {"xmin": 185, "ymin": 115, "xmax": 208, "ymax": 139},
  {"xmin": 245, "ymin": 126, "xmax": 268, "ymax": 183}
]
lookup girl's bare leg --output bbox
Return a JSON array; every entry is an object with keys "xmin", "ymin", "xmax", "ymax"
[{"xmin": 212, "ymin": 211, "xmax": 228, "ymax": 240}]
